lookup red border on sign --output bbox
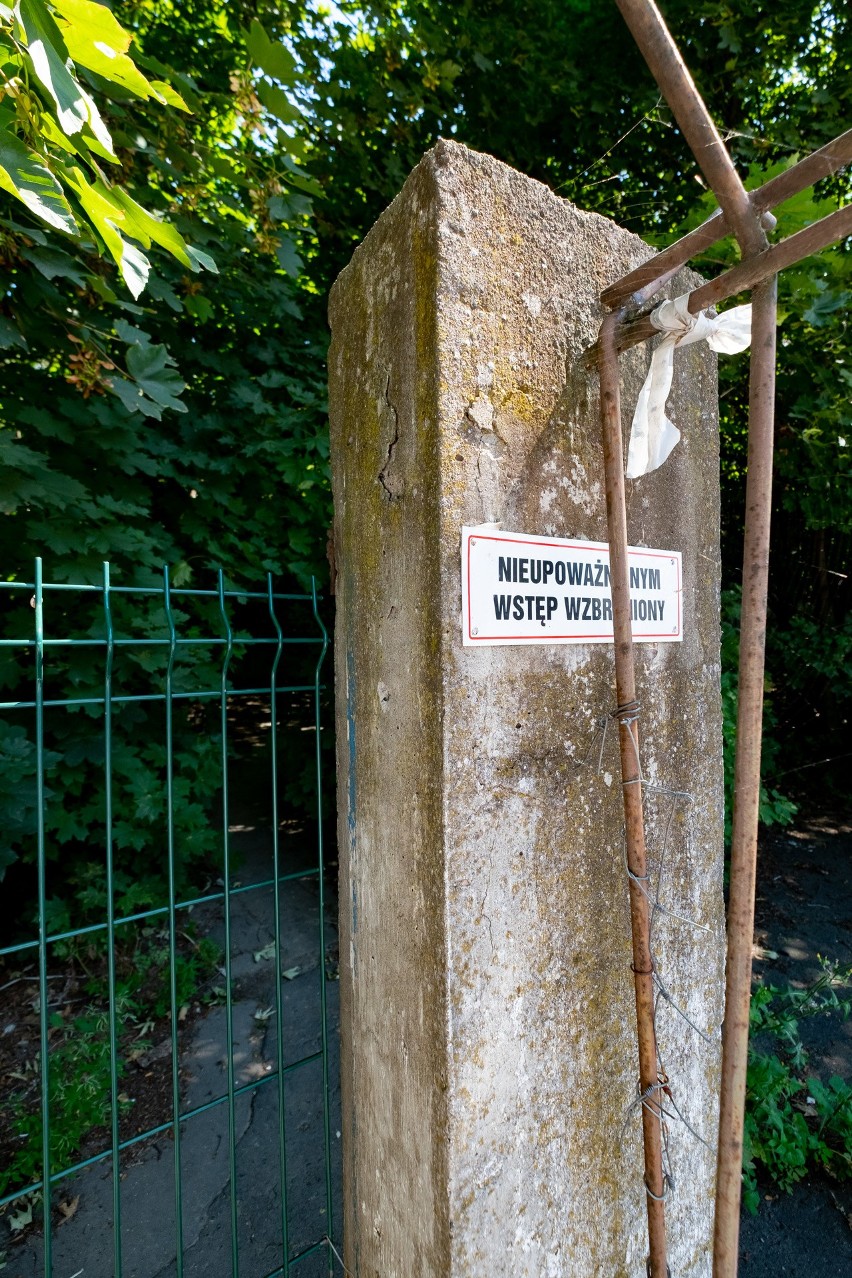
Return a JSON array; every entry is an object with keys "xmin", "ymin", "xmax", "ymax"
[{"xmin": 465, "ymin": 532, "xmax": 682, "ymax": 642}]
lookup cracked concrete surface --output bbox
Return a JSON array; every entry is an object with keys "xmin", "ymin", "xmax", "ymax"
[
  {"xmin": 9, "ymin": 831, "xmax": 342, "ymax": 1278},
  {"xmin": 377, "ymin": 371, "xmax": 403, "ymax": 501}
]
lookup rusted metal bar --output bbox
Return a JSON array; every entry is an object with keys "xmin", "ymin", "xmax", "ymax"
[
  {"xmin": 613, "ymin": 0, "xmax": 766, "ymax": 255},
  {"xmin": 601, "ymin": 126, "xmax": 852, "ymax": 310},
  {"xmin": 597, "ymin": 310, "xmax": 668, "ymax": 1278},
  {"xmin": 602, "ymin": 211, "xmax": 765, "ymax": 315},
  {"xmin": 596, "ymin": 10, "xmax": 842, "ymax": 1278},
  {"xmin": 712, "ymin": 275, "xmax": 778, "ymax": 1277},
  {"xmin": 586, "ymin": 201, "xmax": 852, "ymax": 364},
  {"xmin": 751, "ymin": 125, "xmax": 852, "ymax": 204}
]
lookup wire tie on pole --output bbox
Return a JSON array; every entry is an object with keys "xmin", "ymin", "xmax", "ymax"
[
  {"xmin": 620, "ymin": 1078, "xmax": 664, "ymax": 1138},
  {"xmin": 631, "ymin": 962, "xmax": 655, "ymax": 976},
  {"xmin": 644, "ymin": 1173, "xmax": 671, "ymax": 1203},
  {"xmin": 612, "ymin": 698, "xmax": 641, "ymax": 723},
  {"xmin": 325, "ymin": 1234, "xmax": 355, "ymax": 1277},
  {"xmin": 646, "ymin": 1260, "xmax": 673, "ymax": 1278}
]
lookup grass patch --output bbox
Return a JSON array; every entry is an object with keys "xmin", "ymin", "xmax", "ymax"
[{"xmin": 0, "ymin": 926, "xmax": 221, "ymax": 1205}]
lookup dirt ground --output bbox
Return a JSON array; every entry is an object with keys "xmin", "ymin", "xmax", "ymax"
[{"xmin": 739, "ymin": 812, "xmax": 852, "ymax": 1277}]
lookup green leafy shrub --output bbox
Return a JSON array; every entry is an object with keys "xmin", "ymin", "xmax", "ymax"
[
  {"xmin": 0, "ymin": 0, "xmax": 216, "ymax": 354},
  {"xmin": 0, "ymin": 2, "xmax": 331, "ymax": 934},
  {"xmin": 743, "ymin": 961, "xmax": 852, "ymax": 1213}
]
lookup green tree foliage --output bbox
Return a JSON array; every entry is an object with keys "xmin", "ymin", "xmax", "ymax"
[
  {"xmin": 1, "ymin": 0, "xmax": 328, "ymax": 585},
  {"xmin": 1, "ymin": 0, "xmax": 849, "ymax": 923},
  {"xmin": 285, "ymin": 0, "xmax": 851, "ymax": 800},
  {"xmin": 0, "ymin": 1, "xmax": 330, "ymax": 923},
  {"xmin": 0, "ymin": 1, "xmax": 214, "ymax": 307}
]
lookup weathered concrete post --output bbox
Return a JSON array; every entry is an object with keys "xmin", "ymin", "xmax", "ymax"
[{"xmin": 328, "ymin": 140, "xmax": 725, "ymax": 1277}]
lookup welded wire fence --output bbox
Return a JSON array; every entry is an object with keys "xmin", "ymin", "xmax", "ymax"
[{"xmin": 0, "ymin": 560, "xmax": 341, "ymax": 1278}]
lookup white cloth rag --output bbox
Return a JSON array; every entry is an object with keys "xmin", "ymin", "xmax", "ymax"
[{"xmin": 625, "ymin": 293, "xmax": 752, "ymax": 479}]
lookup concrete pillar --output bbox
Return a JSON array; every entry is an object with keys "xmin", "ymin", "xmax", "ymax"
[{"xmin": 328, "ymin": 140, "xmax": 724, "ymax": 1277}]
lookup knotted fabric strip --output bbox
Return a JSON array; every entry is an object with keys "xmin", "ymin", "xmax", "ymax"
[{"xmin": 625, "ymin": 293, "xmax": 752, "ymax": 479}]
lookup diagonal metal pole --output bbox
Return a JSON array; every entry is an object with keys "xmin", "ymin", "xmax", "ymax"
[
  {"xmin": 596, "ymin": 203, "xmax": 852, "ymax": 360},
  {"xmin": 601, "ymin": 127, "xmax": 852, "ymax": 310},
  {"xmin": 613, "ymin": 0, "xmax": 766, "ymax": 257}
]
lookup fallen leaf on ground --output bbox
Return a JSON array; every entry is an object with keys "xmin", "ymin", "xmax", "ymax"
[
  {"xmin": 58, "ymin": 1196, "xmax": 80, "ymax": 1223},
  {"xmin": 8, "ymin": 1202, "xmax": 32, "ymax": 1232},
  {"xmin": 752, "ymin": 945, "xmax": 779, "ymax": 960}
]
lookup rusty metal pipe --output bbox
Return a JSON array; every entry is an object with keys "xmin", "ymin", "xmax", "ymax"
[
  {"xmin": 614, "ymin": 0, "xmax": 766, "ymax": 255},
  {"xmin": 596, "ymin": 12, "xmax": 836, "ymax": 1277},
  {"xmin": 586, "ymin": 202, "xmax": 852, "ymax": 364},
  {"xmin": 598, "ymin": 310, "xmax": 668, "ymax": 1278},
  {"xmin": 601, "ymin": 212, "xmax": 748, "ymax": 314},
  {"xmin": 601, "ymin": 126, "xmax": 852, "ymax": 310},
  {"xmin": 712, "ymin": 275, "xmax": 778, "ymax": 1277}
]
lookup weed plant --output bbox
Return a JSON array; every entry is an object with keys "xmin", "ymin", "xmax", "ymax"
[{"xmin": 743, "ymin": 959, "xmax": 852, "ymax": 1212}]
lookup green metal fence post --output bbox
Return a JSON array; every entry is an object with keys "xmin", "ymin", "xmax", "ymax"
[
  {"xmin": 310, "ymin": 579, "xmax": 334, "ymax": 1277},
  {"xmin": 267, "ymin": 574, "xmax": 291, "ymax": 1264},
  {"xmin": 162, "ymin": 565, "xmax": 185, "ymax": 1278},
  {"xmin": 217, "ymin": 569, "xmax": 240, "ymax": 1276},
  {"xmin": 102, "ymin": 562, "xmax": 123, "ymax": 1277},
  {"xmin": 34, "ymin": 557, "xmax": 52, "ymax": 1278}
]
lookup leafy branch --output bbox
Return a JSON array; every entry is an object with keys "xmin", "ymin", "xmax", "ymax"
[{"xmin": 0, "ymin": 0, "xmax": 216, "ymax": 296}]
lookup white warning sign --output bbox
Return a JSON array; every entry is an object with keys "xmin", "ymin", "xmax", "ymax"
[{"xmin": 461, "ymin": 527, "xmax": 682, "ymax": 647}]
